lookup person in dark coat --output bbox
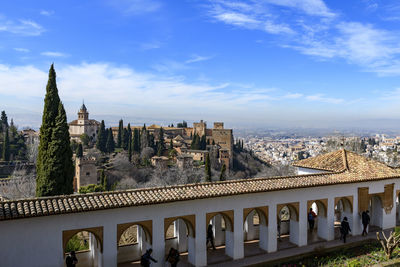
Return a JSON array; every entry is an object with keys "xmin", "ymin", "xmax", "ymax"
[
  {"xmin": 141, "ymin": 248, "xmax": 157, "ymax": 267},
  {"xmin": 308, "ymin": 208, "xmax": 317, "ymax": 232},
  {"xmin": 166, "ymin": 247, "xmax": 180, "ymax": 267},
  {"xmin": 65, "ymin": 251, "xmax": 78, "ymax": 267},
  {"xmin": 361, "ymin": 210, "xmax": 370, "ymax": 236},
  {"xmin": 206, "ymin": 224, "xmax": 216, "ymax": 250},
  {"xmin": 340, "ymin": 217, "xmax": 351, "ymax": 243}
]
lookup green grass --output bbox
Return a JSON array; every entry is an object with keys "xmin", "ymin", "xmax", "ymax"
[{"xmin": 65, "ymin": 233, "xmax": 90, "ymax": 253}]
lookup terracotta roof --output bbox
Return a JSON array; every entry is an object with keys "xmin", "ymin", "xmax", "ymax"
[
  {"xmin": 1, "ymin": 149, "xmax": 399, "ymax": 221},
  {"xmin": 292, "ymin": 149, "xmax": 398, "ymax": 176}
]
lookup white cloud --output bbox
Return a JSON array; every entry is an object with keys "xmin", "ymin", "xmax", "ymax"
[
  {"xmin": 185, "ymin": 55, "xmax": 213, "ymax": 64},
  {"xmin": 108, "ymin": 0, "xmax": 161, "ymax": 15},
  {"xmin": 14, "ymin": 48, "xmax": 30, "ymax": 53},
  {"xmin": 0, "ymin": 18, "xmax": 44, "ymax": 36},
  {"xmin": 213, "ymin": 12, "xmax": 260, "ymax": 28},
  {"xmin": 283, "ymin": 93, "xmax": 303, "ymax": 99},
  {"xmin": 305, "ymin": 94, "xmax": 344, "ymax": 104},
  {"xmin": 41, "ymin": 51, "xmax": 69, "ymax": 57},
  {"xmin": 40, "ymin": 10, "xmax": 54, "ymax": 16},
  {"xmin": 265, "ymin": 21, "xmax": 294, "ymax": 35},
  {"xmin": 264, "ymin": 0, "xmax": 336, "ymax": 18}
]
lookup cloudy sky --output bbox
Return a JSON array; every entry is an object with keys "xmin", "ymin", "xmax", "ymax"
[{"xmin": 1, "ymin": 0, "xmax": 400, "ymax": 129}]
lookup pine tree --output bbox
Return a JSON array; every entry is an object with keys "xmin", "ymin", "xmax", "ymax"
[
  {"xmin": 117, "ymin": 119, "xmax": 123, "ymax": 148},
  {"xmin": 205, "ymin": 154, "xmax": 212, "ymax": 182},
  {"xmin": 2, "ymin": 128, "xmax": 10, "ymax": 161},
  {"xmin": 106, "ymin": 127, "xmax": 115, "ymax": 153},
  {"xmin": 96, "ymin": 120, "xmax": 106, "ymax": 152},
  {"xmin": 76, "ymin": 143, "xmax": 83, "ymax": 158},
  {"xmin": 219, "ymin": 164, "xmax": 226, "ymax": 181}
]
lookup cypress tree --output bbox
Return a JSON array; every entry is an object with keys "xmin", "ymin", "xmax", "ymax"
[
  {"xmin": 140, "ymin": 124, "xmax": 148, "ymax": 151},
  {"xmin": 37, "ymin": 64, "xmax": 75, "ymax": 197},
  {"xmin": 76, "ymin": 143, "xmax": 83, "ymax": 158},
  {"xmin": 117, "ymin": 119, "xmax": 123, "ymax": 148},
  {"xmin": 106, "ymin": 127, "xmax": 115, "ymax": 153},
  {"xmin": 169, "ymin": 139, "xmax": 173, "ymax": 150},
  {"xmin": 96, "ymin": 120, "xmax": 106, "ymax": 152},
  {"xmin": 122, "ymin": 128, "xmax": 129, "ymax": 150},
  {"xmin": 2, "ymin": 129, "xmax": 10, "ymax": 161},
  {"xmin": 200, "ymin": 135, "xmax": 206, "ymax": 150},
  {"xmin": 132, "ymin": 128, "xmax": 140, "ymax": 153},
  {"xmin": 128, "ymin": 133, "xmax": 132, "ymax": 162},
  {"xmin": 0, "ymin": 110, "xmax": 8, "ymax": 131},
  {"xmin": 157, "ymin": 127, "xmax": 165, "ymax": 156},
  {"xmin": 205, "ymin": 154, "xmax": 211, "ymax": 182},
  {"xmin": 219, "ymin": 164, "xmax": 226, "ymax": 181}
]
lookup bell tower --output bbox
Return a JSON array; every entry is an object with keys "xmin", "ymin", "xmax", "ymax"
[{"xmin": 77, "ymin": 102, "xmax": 89, "ymax": 125}]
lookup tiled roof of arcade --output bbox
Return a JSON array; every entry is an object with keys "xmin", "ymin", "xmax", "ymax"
[{"xmin": 0, "ymin": 149, "xmax": 399, "ymax": 221}]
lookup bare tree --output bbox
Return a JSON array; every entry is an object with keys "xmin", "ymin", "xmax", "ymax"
[
  {"xmin": 0, "ymin": 166, "xmax": 36, "ymax": 200},
  {"xmin": 27, "ymin": 138, "xmax": 39, "ymax": 164},
  {"xmin": 377, "ymin": 231, "xmax": 400, "ymax": 259}
]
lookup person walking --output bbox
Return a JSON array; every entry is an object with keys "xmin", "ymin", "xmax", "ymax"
[
  {"xmin": 140, "ymin": 248, "xmax": 157, "ymax": 267},
  {"xmin": 361, "ymin": 210, "xmax": 370, "ymax": 236},
  {"xmin": 206, "ymin": 224, "xmax": 216, "ymax": 250},
  {"xmin": 340, "ymin": 217, "xmax": 351, "ymax": 243},
  {"xmin": 65, "ymin": 251, "xmax": 78, "ymax": 267},
  {"xmin": 166, "ymin": 247, "xmax": 180, "ymax": 267},
  {"xmin": 308, "ymin": 208, "xmax": 317, "ymax": 232}
]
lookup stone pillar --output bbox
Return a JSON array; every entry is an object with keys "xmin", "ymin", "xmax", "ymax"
[
  {"xmin": 152, "ymin": 219, "xmax": 165, "ymax": 267},
  {"xmin": 191, "ymin": 212, "xmax": 207, "ymax": 266},
  {"xmin": 103, "ymin": 223, "xmax": 118, "ymax": 267},
  {"xmin": 175, "ymin": 219, "xmax": 188, "ymax": 252},
  {"xmin": 267, "ymin": 205, "xmax": 277, "ymax": 253},
  {"xmin": 298, "ymin": 201, "xmax": 308, "ymax": 246},
  {"xmin": 259, "ymin": 221, "xmax": 268, "ymax": 251},
  {"xmin": 212, "ymin": 215, "xmax": 224, "ymax": 246}
]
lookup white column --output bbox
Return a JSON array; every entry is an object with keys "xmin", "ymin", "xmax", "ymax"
[
  {"xmin": 152, "ymin": 219, "xmax": 165, "ymax": 267},
  {"xmin": 103, "ymin": 223, "xmax": 117, "ymax": 267},
  {"xmin": 352, "ymin": 194, "xmax": 360, "ymax": 236},
  {"xmin": 382, "ymin": 191, "xmax": 396, "ymax": 230},
  {"xmin": 259, "ymin": 221, "xmax": 268, "ymax": 251},
  {"xmin": 326, "ymin": 198, "xmax": 335, "ymax": 241},
  {"xmin": 298, "ymin": 200, "xmax": 308, "ymax": 246},
  {"xmin": 267, "ymin": 205, "xmax": 277, "ymax": 253},
  {"xmin": 212, "ymin": 215, "xmax": 224, "ymax": 246},
  {"xmin": 231, "ymin": 208, "xmax": 244, "ymax": 259},
  {"xmin": 191, "ymin": 212, "xmax": 207, "ymax": 266},
  {"xmin": 175, "ymin": 219, "xmax": 188, "ymax": 252}
]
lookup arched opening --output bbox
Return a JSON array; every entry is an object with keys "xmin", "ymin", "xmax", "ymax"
[
  {"xmin": 64, "ymin": 230, "xmax": 102, "ymax": 267},
  {"xmin": 207, "ymin": 212, "xmax": 234, "ymax": 265},
  {"xmin": 117, "ymin": 224, "xmax": 151, "ymax": 265},
  {"xmin": 369, "ymin": 195, "xmax": 383, "ymax": 230},
  {"xmin": 277, "ymin": 204, "xmax": 299, "ymax": 250},
  {"xmin": 334, "ymin": 197, "xmax": 353, "ymax": 239},
  {"xmin": 307, "ymin": 200, "xmax": 327, "ymax": 242},
  {"xmin": 243, "ymin": 208, "xmax": 268, "ymax": 256},
  {"xmin": 164, "ymin": 218, "xmax": 195, "ymax": 266}
]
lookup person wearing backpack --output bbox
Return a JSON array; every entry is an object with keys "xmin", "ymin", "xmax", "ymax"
[{"xmin": 308, "ymin": 208, "xmax": 317, "ymax": 232}]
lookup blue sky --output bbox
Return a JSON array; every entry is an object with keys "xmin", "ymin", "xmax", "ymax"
[{"xmin": 1, "ymin": 0, "xmax": 400, "ymax": 129}]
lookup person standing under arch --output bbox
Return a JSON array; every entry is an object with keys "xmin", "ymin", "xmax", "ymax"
[
  {"xmin": 340, "ymin": 217, "xmax": 351, "ymax": 243},
  {"xmin": 308, "ymin": 208, "xmax": 317, "ymax": 232},
  {"xmin": 361, "ymin": 210, "xmax": 370, "ymax": 236}
]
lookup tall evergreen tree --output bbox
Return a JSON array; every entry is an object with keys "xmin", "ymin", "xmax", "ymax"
[
  {"xmin": 106, "ymin": 127, "xmax": 115, "ymax": 153},
  {"xmin": 122, "ymin": 128, "xmax": 129, "ymax": 150},
  {"xmin": 157, "ymin": 127, "xmax": 165, "ymax": 156},
  {"xmin": 200, "ymin": 135, "xmax": 207, "ymax": 150},
  {"xmin": 0, "ymin": 110, "xmax": 8, "ymax": 132},
  {"xmin": 76, "ymin": 143, "xmax": 83, "ymax": 158},
  {"xmin": 96, "ymin": 120, "xmax": 107, "ymax": 152},
  {"xmin": 169, "ymin": 139, "xmax": 173, "ymax": 150},
  {"xmin": 132, "ymin": 128, "xmax": 140, "ymax": 153},
  {"xmin": 2, "ymin": 129, "xmax": 10, "ymax": 161},
  {"xmin": 219, "ymin": 164, "xmax": 226, "ymax": 181},
  {"xmin": 36, "ymin": 65, "xmax": 74, "ymax": 196},
  {"xmin": 117, "ymin": 119, "xmax": 123, "ymax": 148},
  {"xmin": 128, "ymin": 132, "xmax": 132, "ymax": 162},
  {"xmin": 141, "ymin": 124, "xmax": 148, "ymax": 151},
  {"xmin": 205, "ymin": 154, "xmax": 212, "ymax": 182}
]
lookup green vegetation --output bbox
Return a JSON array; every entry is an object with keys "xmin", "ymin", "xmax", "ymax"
[
  {"xmin": 2, "ymin": 128, "xmax": 9, "ymax": 161},
  {"xmin": 76, "ymin": 143, "xmax": 83, "ymax": 158},
  {"xmin": 65, "ymin": 233, "xmax": 90, "ymax": 253},
  {"xmin": 106, "ymin": 127, "xmax": 115, "ymax": 153},
  {"xmin": 36, "ymin": 64, "xmax": 74, "ymax": 197},
  {"xmin": 96, "ymin": 120, "xmax": 107, "ymax": 153},
  {"xmin": 205, "ymin": 154, "xmax": 211, "ymax": 182},
  {"xmin": 219, "ymin": 164, "xmax": 226, "ymax": 181},
  {"xmin": 117, "ymin": 119, "xmax": 123, "ymax": 148},
  {"xmin": 80, "ymin": 133, "xmax": 90, "ymax": 147},
  {"xmin": 282, "ymin": 241, "xmax": 400, "ymax": 267}
]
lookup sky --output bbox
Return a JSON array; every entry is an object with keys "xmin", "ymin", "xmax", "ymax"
[{"xmin": 1, "ymin": 0, "xmax": 400, "ymax": 130}]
